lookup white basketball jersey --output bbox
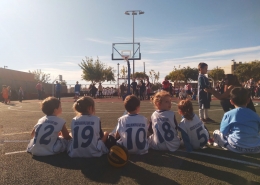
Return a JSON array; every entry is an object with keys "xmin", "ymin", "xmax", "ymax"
[
  {"xmin": 27, "ymin": 116, "xmax": 67, "ymax": 156},
  {"xmin": 116, "ymin": 114, "xmax": 149, "ymax": 155},
  {"xmin": 178, "ymin": 114, "xmax": 209, "ymax": 149},
  {"xmin": 68, "ymin": 115, "xmax": 108, "ymax": 158},
  {"xmin": 148, "ymin": 110, "xmax": 180, "ymax": 152}
]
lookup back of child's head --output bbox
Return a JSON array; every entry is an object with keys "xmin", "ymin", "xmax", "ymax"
[
  {"xmin": 230, "ymin": 87, "xmax": 250, "ymax": 107},
  {"xmin": 178, "ymin": 99, "xmax": 194, "ymax": 120},
  {"xmin": 124, "ymin": 95, "xmax": 140, "ymax": 112},
  {"xmin": 73, "ymin": 96, "xmax": 95, "ymax": 114},
  {"xmin": 41, "ymin": 97, "xmax": 60, "ymax": 116},
  {"xmin": 198, "ymin": 62, "xmax": 208, "ymax": 71},
  {"xmin": 152, "ymin": 91, "xmax": 171, "ymax": 107}
]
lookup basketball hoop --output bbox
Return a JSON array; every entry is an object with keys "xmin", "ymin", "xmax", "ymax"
[{"xmin": 122, "ymin": 55, "xmax": 129, "ymax": 61}]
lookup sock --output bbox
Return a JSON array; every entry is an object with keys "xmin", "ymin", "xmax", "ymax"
[
  {"xmin": 204, "ymin": 109, "xmax": 209, "ymax": 119},
  {"xmin": 199, "ymin": 109, "xmax": 204, "ymax": 119}
]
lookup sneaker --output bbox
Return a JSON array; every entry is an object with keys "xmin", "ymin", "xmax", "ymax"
[
  {"xmin": 208, "ymin": 138, "xmax": 214, "ymax": 145},
  {"xmin": 206, "ymin": 118, "xmax": 215, "ymax": 123}
]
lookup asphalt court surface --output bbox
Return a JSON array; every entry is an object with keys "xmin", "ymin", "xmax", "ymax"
[{"xmin": 0, "ymin": 97, "xmax": 260, "ymax": 184}]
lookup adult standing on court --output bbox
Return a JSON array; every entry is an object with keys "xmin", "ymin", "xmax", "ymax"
[
  {"xmin": 98, "ymin": 83, "xmax": 103, "ymax": 98},
  {"xmin": 74, "ymin": 81, "xmax": 81, "ymax": 101},
  {"xmin": 205, "ymin": 74, "xmax": 256, "ymax": 112},
  {"xmin": 35, "ymin": 81, "xmax": 42, "ymax": 100},
  {"xmin": 120, "ymin": 83, "xmax": 126, "ymax": 99},
  {"xmin": 131, "ymin": 79, "xmax": 137, "ymax": 95},
  {"xmin": 55, "ymin": 81, "xmax": 61, "ymax": 100},
  {"xmin": 162, "ymin": 77, "xmax": 170, "ymax": 92},
  {"xmin": 146, "ymin": 77, "xmax": 151, "ymax": 100}
]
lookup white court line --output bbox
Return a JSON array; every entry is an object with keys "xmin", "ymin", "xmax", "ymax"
[
  {"xmin": 3, "ymin": 132, "xmax": 31, "ymax": 136},
  {"xmin": 4, "ymin": 140, "xmax": 30, "ymax": 143},
  {"xmin": 177, "ymin": 150, "xmax": 260, "ymax": 168},
  {"xmin": 5, "ymin": 150, "xmax": 27, "ymax": 155},
  {"xmin": 3, "ymin": 149, "xmax": 260, "ymax": 168}
]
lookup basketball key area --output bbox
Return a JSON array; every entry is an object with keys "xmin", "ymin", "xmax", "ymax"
[{"xmin": 0, "ymin": 98, "xmax": 260, "ymax": 184}]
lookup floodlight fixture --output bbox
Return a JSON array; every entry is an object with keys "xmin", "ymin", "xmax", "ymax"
[{"xmin": 124, "ymin": 10, "xmax": 144, "ymax": 76}]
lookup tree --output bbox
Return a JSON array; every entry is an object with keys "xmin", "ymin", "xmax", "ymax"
[
  {"xmin": 120, "ymin": 65, "xmax": 128, "ymax": 78},
  {"xmin": 79, "ymin": 57, "xmax": 115, "ymax": 83},
  {"xmin": 29, "ymin": 69, "xmax": 51, "ymax": 83},
  {"xmin": 132, "ymin": 72, "xmax": 148, "ymax": 79},
  {"xmin": 60, "ymin": 80, "xmax": 67, "ymax": 85},
  {"xmin": 234, "ymin": 61, "xmax": 260, "ymax": 82},
  {"xmin": 208, "ymin": 68, "xmax": 225, "ymax": 81},
  {"xmin": 149, "ymin": 69, "xmax": 160, "ymax": 84},
  {"xmin": 168, "ymin": 66, "xmax": 198, "ymax": 83}
]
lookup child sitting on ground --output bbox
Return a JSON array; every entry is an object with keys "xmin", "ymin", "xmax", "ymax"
[
  {"xmin": 148, "ymin": 91, "xmax": 180, "ymax": 152},
  {"xmin": 115, "ymin": 95, "xmax": 149, "ymax": 155},
  {"xmin": 213, "ymin": 87, "xmax": 260, "ymax": 153},
  {"xmin": 67, "ymin": 96, "xmax": 109, "ymax": 157},
  {"xmin": 177, "ymin": 99, "xmax": 209, "ymax": 152},
  {"xmin": 27, "ymin": 97, "xmax": 71, "ymax": 156}
]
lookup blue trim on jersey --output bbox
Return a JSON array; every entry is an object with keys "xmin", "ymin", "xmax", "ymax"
[
  {"xmin": 156, "ymin": 110, "xmax": 167, "ymax": 113},
  {"xmin": 128, "ymin": 114, "xmax": 138, "ymax": 116},
  {"xmin": 178, "ymin": 127, "xmax": 193, "ymax": 152}
]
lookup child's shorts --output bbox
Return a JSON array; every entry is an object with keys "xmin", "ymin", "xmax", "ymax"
[
  {"xmin": 213, "ymin": 130, "xmax": 260, "ymax": 154},
  {"xmin": 199, "ymin": 101, "xmax": 210, "ymax": 109}
]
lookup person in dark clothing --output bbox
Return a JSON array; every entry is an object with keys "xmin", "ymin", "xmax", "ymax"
[
  {"xmin": 139, "ymin": 80, "xmax": 145, "ymax": 100},
  {"xmin": 205, "ymin": 74, "xmax": 256, "ymax": 112},
  {"xmin": 131, "ymin": 79, "xmax": 137, "ymax": 95}
]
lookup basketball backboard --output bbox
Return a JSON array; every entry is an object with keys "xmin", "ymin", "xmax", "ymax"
[{"xmin": 112, "ymin": 43, "xmax": 141, "ymax": 60}]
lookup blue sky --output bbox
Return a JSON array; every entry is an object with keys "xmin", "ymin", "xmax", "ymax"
[{"xmin": 1, "ymin": 0, "xmax": 260, "ymax": 85}]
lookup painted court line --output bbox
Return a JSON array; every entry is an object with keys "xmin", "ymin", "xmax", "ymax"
[
  {"xmin": 3, "ymin": 132, "xmax": 31, "ymax": 136},
  {"xmin": 3, "ymin": 149, "xmax": 260, "ymax": 168},
  {"xmin": 5, "ymin": 150, "xmax": 27, "ymax": 155},
  {"xmin": 189, "ymin": 151, "xmax": 260, "ymax": 168}
]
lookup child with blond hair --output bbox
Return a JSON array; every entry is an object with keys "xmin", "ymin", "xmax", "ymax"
[{"xmin": 148, "ymin": 91, "xmax": 180, "ymax": 152}]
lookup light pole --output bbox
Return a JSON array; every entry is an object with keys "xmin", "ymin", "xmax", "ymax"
[
  {"xmin": 125, "ymin": 10, "xmax": 144, "ymax": 78},
  {"xmin": 117, "ymin": 63, "xmax": 120, "ymax": 96}
]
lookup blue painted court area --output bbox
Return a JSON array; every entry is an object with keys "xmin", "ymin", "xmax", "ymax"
[{"xmin": 0, "ymin": 98, "xmax": 260, "ymax": 184}]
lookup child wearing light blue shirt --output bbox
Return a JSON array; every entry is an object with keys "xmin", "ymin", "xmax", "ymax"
[{"xmin": 213, "ymin": 87, "xmax": 260, "ymax": 153}]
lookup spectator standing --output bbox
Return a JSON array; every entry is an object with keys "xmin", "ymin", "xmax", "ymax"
[
  {"xmin": 7, "ymin": 86, "xmax": 11, "ymax": 103},
  {"xmin": 55, "ymin": 81, "xmax": 61, "ymax": 100},
  {"xmin": 35, "ymin": 81, "xmax": 42, "ymax": 100},
  {"xmin": 18, "ymin": 87, "xmax": 24, "ymax": 102},
  {"xmin": 131, "ymin": 79, "xmax": 137, "ymax": 95},
  {"xmin": 162, "ymin": 77, "xmax": 170, "ymax": 92},
  {"xmin": 74, "ymin": 81, "xmax": 81, "ymax": 101},
  {"xmin": 120, "ymin": 83, "xmax": 126, "ymax": 99},
  {"xmin": 98, "ymin": 83, "xmax": 103, "ymax": 98},
  {"xmin": 146, "ymin": 77, "xmax": 152, "ymax": 100}
]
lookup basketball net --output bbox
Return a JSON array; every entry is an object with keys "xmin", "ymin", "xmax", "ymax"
[{"xmin": 122, "ymin": 55, "xmax": 129, "ymax": 61}]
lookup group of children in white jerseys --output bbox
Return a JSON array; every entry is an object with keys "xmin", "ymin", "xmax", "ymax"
[
  {"xmin": 27, "ymin": 88, "xmax": 260, "ymax": 157},
  {"xmin": 98, "ymin": 87, "xmax": 115, "ymax": 98}
]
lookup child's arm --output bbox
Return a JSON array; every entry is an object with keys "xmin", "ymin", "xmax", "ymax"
[
  {"xmin": 219, "ymin": 114, "xmax": 232, "ymax": 136},
  {"xmin": 61, "ymin": 124, "xmax": 72, "ymax": 140},
  {"xmin": 31, "ymin": 129, "xmax": 35, "ymax": 138},
  {"xmin": 178, "ymin": 126, "xmax": 193, "ymax": 152},
  {"xmin": 205, "ymin": 85, "xmax": 233, "ymax": 100}
]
